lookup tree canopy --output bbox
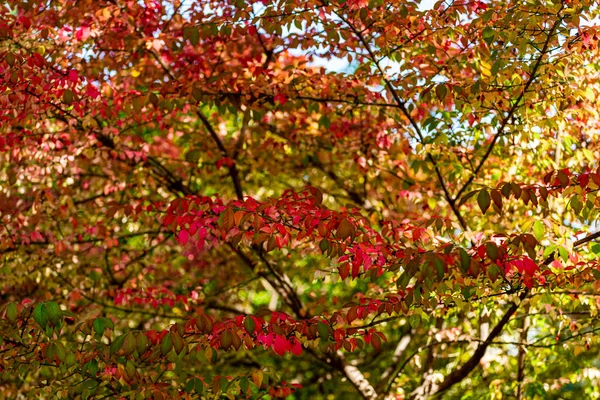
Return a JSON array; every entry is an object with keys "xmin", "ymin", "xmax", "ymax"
[{"xmin": 2, "ymin": 0, "xmax": 600, "ymax": 399}]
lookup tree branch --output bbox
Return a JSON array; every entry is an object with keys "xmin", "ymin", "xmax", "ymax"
[
  {"xmin": 196, "ymin": 110, "xmax": 245, "ymax": 201},
  {"xmin": 333, "ymin": 8, "xmax": 468, "ymax": 230},
  {"xmin": 453, "ymin": 14, "xmax": 563, "ymax": 203}
]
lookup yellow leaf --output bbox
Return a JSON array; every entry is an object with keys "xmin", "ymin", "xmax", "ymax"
[
  {"xmin": 585, "ymin": 87, "xmax": 595, "ymax": 102},
  {"xmin": 251, "ymin": 370, "xmax": 263, "ymax": 387},
  {"xmin": 480, "ymin": 60, "xmax": 492, "ymax": 78}
]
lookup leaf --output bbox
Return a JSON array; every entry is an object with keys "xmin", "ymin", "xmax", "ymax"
[
  {"xmin": 457, "ymin": 190, "xmax": 478, "ymax": 207},
  {"xmin": 220, "ymin": 330, "xmax": 232, "ymax": 350},
  {"xmin": 371, "ymin": 333, "xmax": 382, "ymax": 351},
  {"xmin": 458, "ymin": 248, "xmax": 471, "ymax": 273},
  {"xmin": 317, "ymin": 322, "xmax": 330, "ymax": 341},
  {"xmin": 482, "ymin": 27, "xmax": 495, "ymax": 44},
  {"xmin": 68, "ymin": 70, "xmax": 78, "ymax": 83},
  {"xmin": 132, "ymin": 96, "xmax": 145, "ymax": 112},
  {"xmin": 319, "ymin": 238, "xmax": 329, "ymax": 253},
  {"xmin": 125, "ymin": 360, "xmax": 136, "ymax": 380},
  {"xmin": 273, "ymin": 335, "xmax": 289, "ymax": 356},
  {"xmin": 6, "ymin": 303, "xmax": 17, "ymax": 323},
  {"xmin": 93, "ymin": 318, "xmax": 106, "ymax": 336},
  {"xmin": 491, "ymin": 189, "xmax": 502, "ymax": 211},
  {"xmin": 188, "ymin": 28, "xmax": 200, "ymax": 45},
  {"xmin": 123, "ymin": 332, "xmax": 137, "ymax": 355},
  {"xmin": 501, "ymin": 182, "xmax": 512, "ymax": 198},
  {"xmin": 336, "ymin": 218, "xmax": 355, "ymax": 241},
  {"xmin": 435, "ymin": 84, "xmax": 447, "ymax": 101},
  {"xmin": 45, "ymin": 301, "xmax": 61, "ymax": 325},
  {"xmin": 149, "ymin": 92, "xmax": 159, "ymax": 106},
  {"xmin": 338, "ymin": 263, "xmax": 350, "ymax": 280},
  {"xmin": 171, "ymin": 331, "xmax": 185, "ymax": 355},
  {"xmin": 63, "ymin": 89, "xmax": 74, "ymax": 105},
  {"xmin": 186, "ymin": 377, "xmax": 203, "ymax": 394},
  {"xmin": 101, "ymin": 317, "xmax": 114, "ymax": 330},
  {"xmin": 485, "ymin": 242, "xmax": 499, "ymax": 261},
  {"xmin": 136, "ymin": 332, "xmax": 150, "ymax": 355},
  {"xmin": 533, "ymin": 221, "xmax": 545, "ymax": 242},
  {"xmin": 33, "ymin": 303, "xmax": 48, "ymax": 328},
  {"xmin": 433, "ymin": 256, "xmax": 445, "ymax": 280},
  {"xmin": 397, "ymin": 271, "xmax": 411, "ymax": 289},
  {"xmin": 110, "ymin": 334, "xmax": 126, "ymax": 355},
  {"xmin": 347, "ymin": 306, "xmax": 358, "ymax": 323},
  {"xmin": 239, "ymin": 377, "xmax": 250, "ymax": 393},
  {"xmin": 511, "ymin": 183, "xmax": 522, "ymax": 199},
  {"xmin": 160, "ymin": 333, "xmax": 173, "ymax": 355},
  {"xmin": 221, "ymin": 207, "xmax": 235, "ymax": 231},
  {"xmin": 244, "ymin": 316, "xmax": 256, "ymax": 334},
  {"xmin": 251, "ymin": 370, "xmax": 263, "ymax": 388},
  {"xmin": 477, "ymin": 190, "xmax": 491, "ymax": 214}
]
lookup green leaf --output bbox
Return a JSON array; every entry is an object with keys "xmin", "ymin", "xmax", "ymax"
[
  {"xmin": 185, "ymin": 379, "xmax": 195, "ymax": 393},
  {"xmin": 318, "ymin": 115, "xmax": 331, "ymax": 129},
  {"xmin": 319, "ymin": 238, "xmax": 329, "ymax": 253},
  {"xmin": 396, "ymin": 271, "xmax": 411, "ymax": 289},
  {"xmin": 409, "ymin": 314, "xmax": 421, "ymax": 328},
  {"xmin": 125, "ymin": 360, "xmax": 136, "ymax": 380},
  {"xmin": 433, "ymin": 257, "xmax": 445, "ymax": 280},
  {"xmin": 101, "ymin": 317, "xmax": 114, "ymax": 330},
  {"xmin": 189, "ymin": 28, "xmax": 199, "ymax": 46},
  {"xmin": 317, "ymin": 322, "xmax": 330, "ymax": 341},
  {"xmin": 458, "ymin": 248, "xmax": 471, "ymax": 273},
  {"xmin": 33, "ymin": 303, "xmax": 48, "ymax": 328},
  {"xmin": 543, "ymin": 244, "xmax": 557, "ymax": 258},
  {"xmin": 110, "ymin": 334, "xmax": 126, "ymax": 355},
  {"xmin": 477, "ymin": 190, "xmax": 491, "ymax": 214},
  {"xmin": 161, "ymin": 333, "xmax": 173, "ymax": 355},
  {"xmin": 239, "ymin": 377, "xmax": 250, "ymax": 393},
  {"xmin": 220, "ymin": 331, "xmax": 232, "ymax": 350},
  {"xmin": 458, "ymin": 190, "xmax": 478, "ymax": 207},
  {"xmin": 63, "ymin": 89, "xmax": 74, "ymax": 105},
  {"xmin": 570, "ymin": 196, "xmax": 583, "ymax": 214},
  {"xmin": 6, "ymin": 302, "xmax": 17, "ymax": 323},
  {"xmin": 185, "ymin": 149, "xmax": 201, "ymax": 163},
  {"xmin": 461, "ymin": 286, "xmax": 474, "ymax": 299},
  {"xmin": 485, "ymin": 242, "xmax": 499, "ymax": 261},
  {"xmin": 435, "ymin": 84, "xmax": 447, "ymax": 101},
  {"xmin": 87, "ymin": 359, "xmax": 98, "ymax": 377},
  {"xmin": 82, "ymin": 379, "xmax": 99, "ymax": 392},
  {"xmin": 123, "ymin": 332, "xmax": 137, "ymax": 355},
  {"xmin": 244, "ymin": 316, "xmax": 256, "ymax": 334},
  {"xmin": 172, "ymin": 331, "xmax": 185, "ymax": 355},
  {"xmin": 533, "ymin": 221, "xmax": 545, "ymax": 242},
  {"xmin": 558, "ymin": 246, "xmax": 569, "ymax": 262},
  {"xmin": 93, "ymin": 318, "xmax": 106, "ymax": 336},
  {"xmin": 46, "ymin": 302, "xmax": 62, "ymax": 325},
  {"xmin": 136, "ymin": 332, "xmax": 150, "ymax": 356},
  {"xmin": 482, "ymin": 27, "xmax": 495, "ymax": 44}
]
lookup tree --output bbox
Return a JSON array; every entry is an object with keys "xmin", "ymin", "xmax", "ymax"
[{"xmin": 1, "ymin": 0, "xmax": 600, "ymax": 398}]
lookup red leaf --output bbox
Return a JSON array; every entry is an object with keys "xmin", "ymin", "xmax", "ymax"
[
  {"xmin": 520, "ymin": 257, "xmax": 538, "ymax": 275},
  {"xmin": 274, "ymin": 93, "xmax": 288, "ymax": 105},
  {"xmin": 273, "ymin": 335, "xmax": 289, "ymax": 356},
  {"xmin": 338, "ymin": 263, "xmax": 350, "ymax": 280},
  {"xmin": 178, "ymin": 230, "xmax": 189, "ymax": 245},
  {"xmin": 291, "ymin": 340, "xmax": 302, "ymax": 356},
  {"xmin": 68, "ymin": 70, "xmax": 78, "ymax": 83}
]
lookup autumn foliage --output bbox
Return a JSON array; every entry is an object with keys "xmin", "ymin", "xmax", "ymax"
[{"xmin": 2, "ymin": 0, "xmax": 600, "ymax": 399}]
